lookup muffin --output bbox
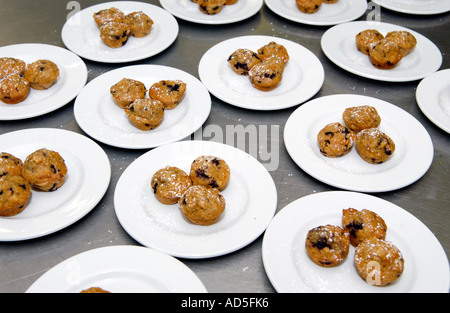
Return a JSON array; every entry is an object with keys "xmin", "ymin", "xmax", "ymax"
[
  {"xmin": 317, "ymin": 122, "xmax": 355, "ymax": 158},
  {"xmin": 296, "ymin": 0, "xmax": 323, "ymax": 14},
  {"xmin": 369, "ymin": 39, "xmax": 403, "ymax": 69},
  {"xmin": 179, "ymin": 185, "xmax": 226, "ymax": 226},
  {"xmin": 342, "ymin": 105, "xmax": 381, "ymax": 133},
  {"xmin": 249, "ymin": 57, "xmax": 285, "ymax": 92},
  {"xmin": 190, "ymin": 156, "xmax": 230, "ymax": 191},
  {"xmin": 356, "ymin": 29, "xmax": 385, "ymax": 55},
  {"xmin": 0, "ymin": 174, "xmax": 32, "ymax": 217},
  {"xmin": 80, "ymin": 287, "xmax": 111, "ymax": 293},
  {"xmin": 305, "ymin": 225, "xmax": 350, "ymax": 267},
  {"xmin": 323, "ymin": 0, "xmax": 338, "ymax": 3},
  {"xmin": 354, "ymin": 238, "xmax": 404, "ymax": 286},
  {"xmin": 257, "ymin": 41, "xmax": 290, "ymax": 64},
  {"xmin": 356, "ymin": 128, "xmax": 395, "ymax": 164},
  {"xmin": 228, "ymin": 49, "xmax": 261, "ymax": 76},
  {"xmin": 148, "ymin": 80, "xmax": 187, "ymax": 110},
  {"xmin": 24, "ymin": 60, "xmax": 60, "ymax": 90},
  {"xmin": 198, "ymin": 0, "xmax": 227, "ymax": 15},
  {"xmin": 93, "ymin": 7, "xmax": 124, "ymax": 28},
  {"xmin": 0, "ymin": 73, "xmax": 30, "ymax": 104},
  {"xmin": 100, "ymin": 22, "xmax": 131, "ymax": 48},
  {"xmin": 342, "ymin": 208, "xmax": 388, "ymax": 247},
  {"xmin": 0, "ymin": 153, "xmax": 23, "ymax": 177},
  {"xmin": 151, "ymin": 166, "xmax": 193, "ymax": 205},
  {"xmin": 123, "ymin": 11, "xmax": 153, "ymax": 38},
  {"xmin": 22, "ymin": 148, "xmax": 68, "ymax": 192},
  {"xmin": 0, "ymin": 57, "xmax": 26, "ymax": 79},
  {"xmin": 124, "ymin": 98, "xmax": 165, "ymax": 131},
  {"xmin": 385, "ymin": 31, "xmax": 417, "ymax": 57},
  {"xmin": 110, "ymin": 78, "xmax": 147, "ymax": 109}
]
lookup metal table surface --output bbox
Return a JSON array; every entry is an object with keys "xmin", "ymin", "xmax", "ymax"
[{"xmin": 0, "ymin": 0, "xmax": 448, "ymax": 293}]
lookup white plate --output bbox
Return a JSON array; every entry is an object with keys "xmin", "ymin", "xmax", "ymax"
[
  {"xmin": 416, "ymin": 69, "xmax": 450, "ymax": 134},
  {"xmin": 199, "ymin": 35, "xmax": 324, "ymax": 111},
  {"xmin": 265, "ymin": 0, "xmax": 367, "ymax": 26},
  {"xmin": 0, "ymin": 128, "xmax": 111, "ymax": 242},
  {"xmin": 114, "ymin": 140, "xmax": 277, "ymax": 259},
  {"xmin": 321, "ymin": 21, "xmax": 442, "ymax": 82},
  {"xmin": 262, "ymin": 191, "xmax": 449, "ymax": 293},
  {"xmin": 62, "ymin": 1, "xmax": 178, "ymax": 63},
  {"xmin": 26, "ymin": 245, "xmax": 207, "ymax": 293},
  {"xmin": 0, "ymin": 44, "xmax": 87, "ymax": 121},
  {"xmin": 74, "ymin": 65, "xmax": 211, "ymax": 150},
  {"xmin": 284, "ymin": 94, "xmax": 433, "ymax": 193},
  {"xmin": 372, "ymin": 0, "xmax": 450, "ymax": 15},
  {"xmin": 160, "ymin": 0, "xmax": 263, "ymax": 25}
]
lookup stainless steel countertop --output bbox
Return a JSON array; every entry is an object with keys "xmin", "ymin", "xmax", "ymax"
[{"xmin": 0, "ymin": 0, "xmax": 448, "ymax": 293}]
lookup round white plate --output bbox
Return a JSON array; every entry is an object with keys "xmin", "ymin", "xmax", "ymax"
[
  {"xmin": 26, "ymin": 245, "xmax": 207, "ymax": 293},
  {"xmin": 321, "ymin": 21, "xmax": 442, "ymax": 82},
  {"xmin": 416, "ymin": 69, "xmax": 450, "ymax": 134},
  {"xmin": 284, "ymin": 94, "xmax": 433, "ymax": 193},
  {"xmin": 265, "ymin": 0, "xmax": 367, "ymax": 26},
  {"xmin": 0, "ymin": 44, "xmax": 87, "ymax": 121},
  {"xmin": 0, "ymin": 128, "xmax": 111, "ymax": 242},
  {"xmin": 199, "ymin": 35, "xmax": 324, "ymax": 111},
  {"xmin": 372, "ymin": 0, "xmax": 450, "ymax": 15},
  {"xmin": 62, "ymin": 1, "xmax": 178, "ymax": 63},
  {"xmin": 114, "ymin": 140, "xmax": 278, "ymax": 259},
  {"xmin": 160, "ymin": 0, "xmax": 263, "ymax": 25},
  {"xmin": 74, "ymin": 65, "xmax": 211, "ymax": 149},
  {"xmin": 262, "ymin": 191, "xmax": 449, "ymax": 293}
]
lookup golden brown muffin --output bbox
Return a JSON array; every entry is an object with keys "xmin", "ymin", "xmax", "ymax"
[
  {"xmin": 356, "ymin": 29, "xmax": 385, "ymax": 55},
  {"xmin": 356, "ymin": 128, "xmax": 395, "ymax": 164},
  {"xmin": 124, "ymin": 98, "xmax": 165, "ymax": 131},
  {"xmin": 93, "ymin": 7, "xmax": 124, "ymax": 28},
  {"xmin": 385, "ymin": 31, "xmax": 417, "ymax": 57},
  {"xmin": 0, "ymin": 153, "xmax": 23, "ymax": 178},
  {"xmin": 0, "ymin": 73, "xmax": 30, "ymax": 104},
  {"xmin": 323, "ymin": 0, "xmax": 338, "ymax": 3},
  {"xmin": 151, "ymin": 166, "xmax": 193, "ymax": 205},
  {"xmin": 249, "ymin": 57, "xmax": 285, "ymax": 92},
  {"xmin": 190, "ymin": 156, "xmax": 230, "ymax": 191},
  {"xmin": 257, "ymin": 41, "xmax": 290, "ymax": 64},
  {"xmin": 100, "ymin": 22, "xmax": 131, "ymax": 48},
  {"xmin": 354, "ymin": 238, "xmax": 404, "ymax": 287},
  {"xmin": 22, "ymin": 148, "xmax": 68, "ymax": 192},
  {"xmin": 179, "ymin": 185, "xmax": 226, "ymax": 226},
  {"xmin": 342, "ymin": 208, "xmax": 387, "ymax": 247},
  {"xmin": 227, "ymin": 49, "xmax": 261, "ymax": 76},
  {"xmin": 24, "ymin": 60, "xmax": 60, "ymax": 90},
  {"xmin": 0, "ymin": 57, "xmax": 26, "ymax": 79},
  {"xmin": 0, "ymin": 174, "xmax": 31, "ymax": 217},
  {"xmin": 123, "ymin": 11, "xmax": 153, "ymax": 38},
  {"xmin": 296, "ymin": 0, "xmax": 323, "ymax": 14},
  {"xmin": 80, "ymin": 287, "xmax": 111, "ymax": 293},
  {"xmin": 225, "ymin": 0, "xmax": 238, "ymax": 4},
  {"xmin": 305, "ymin": 225, "xmax": 350, "ymax": 267},
  {"xmin": 317, "ymin": 122, "xmax": 355, "ymax": 158},
  {"xmin": 342, "ymin": 105, "xmax": 381, "ymax": 133},
  {"xmin": 369, "ymin": 39, "xmax": 403, "ymax": 69},
  {"xmin": 198, "ymin": 0, "xmax": 227, "ymax": 15},
  {"xmin": 148, "ymin": 80, "xmax": 187, "ymax": 110},
  {"xmin": 110, "ymin": 78, "xmax": 147, "ymax": 109}
]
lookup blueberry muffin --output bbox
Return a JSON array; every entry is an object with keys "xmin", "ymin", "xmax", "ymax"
[
  {"xmin": 225, "ymin": 0, "xmax": 238, "ymax": 4},
  {"xmin": 22, "ymin": 148, "xmax": 68, "ymax": 192},
  {"xmin": 110, "ymin": 78, "xmax": 147, "ymax": 109},
  {"xmin": 0, "ymin": 57, "xmax": 26, "ymax": 79},
  {"xmin": 0, "ymin": 153, "xmax": 23, "ymax": 178},
  {"xmin": 151, "ymin": 166, "xmax": 193, "ymax": 205},
  {"xmin": 93, "ymin": 7, "xmax": 124, "ymax": 28},
  {"xmin": 123, "ymin": 11, "xmax": 153, "ymax": 38},
  {"xmin": 249, "ymin": 57, "xmax": 285, "ymax": 92},
  {"xmin": 124, "ymin": 98, "xmax": 165, "ymax": 131},
  {"xmin": 356, "ymin": 128, "xmax": 395, "ymax": 164},
  {"xmin": 148, "ymin": 80, "xmax": 187, "ymax": 110},
  {"xmin": 385, "ymin": 31, "xmax": 417, "ymax": 57},
  {"xmin": 0, "ymin": 73, "xmax": 30, "ymax": 104},
  {"xmin": 323, "ymin": 0, "xmax": 338, "ymax": 3},
  {"xmin": 179, "ymin": 185, "xmax": 226, "ymax": 226},
  {"xmin": 317, "ymin": 122, "xmax": 355, "ymax": 158},
  {"xmin": 296, "ymin": 0, "xmax": 323, "ymax": 14},
  {"xmin": 227, "ymin": 49, "xmax": 261, "ymax": 76},
  {"xmin": 0, "ymin": 174, "xmax": 32, "ymax": 217},
  {"xmin": 354, "ymin": 238, "xmax": 404, "ymax": 287},
  {"xmin": 257, "ymin": 41, "xmax": 290, "ymax": 64},
  {"xmin": 342, "ymin": 208, "xmax": 388, "ymax": 247},
  {"xmin": 369, "ymin": 39, "xmax": 403, "ymax": 69},
  {"xmin": 305, "ymin": 225, "xmax": 350, "ymax": 267},
  {"xmin": 356, "ymin": 29, "xmax": 385, "ymax": 55},
  {"xmin": 342, "ymin": 105, "xmax": 381, "ymax": 133},
  {"xmin": 100, "ymin": 22, "xmax": 131, "ymax": 49},
  {"xmin": 198, "ymin": 0, "xmax": 227, "ymax": 15},
  {"xmin": 24, "ymin": 60, "xmax": 60, "ymax": 90},
  {"xmin": 190, "ymin": 156, "xmax": 230, "ymax": 191},
  {"xmin": 80, "ymin": 287, "xmax": 111, "ymax": 294}
]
